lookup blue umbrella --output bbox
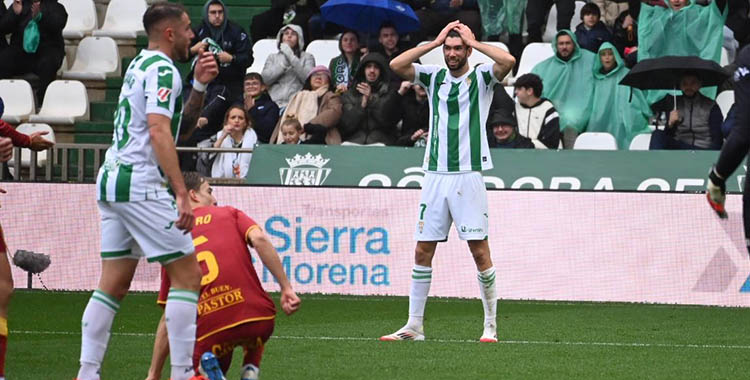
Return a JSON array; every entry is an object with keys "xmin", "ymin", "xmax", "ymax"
[{"xmin": 321, "ymin": 0, "xmax": 420, "ymax": 35}]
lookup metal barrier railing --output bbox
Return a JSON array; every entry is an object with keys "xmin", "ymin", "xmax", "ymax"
[{"xmin": 0, "ymin": 144, "xmax": 254, "ymax": 183}]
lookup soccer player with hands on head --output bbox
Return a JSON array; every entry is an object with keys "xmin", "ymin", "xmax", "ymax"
[{"xmin": 381, "ymin": 21, "xmax": 514, "ymax": 343}]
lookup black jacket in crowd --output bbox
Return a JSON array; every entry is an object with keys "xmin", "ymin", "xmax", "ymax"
[
  {"xmin": 0, "ymin": 0, "xmax": 66, "ymax": 56},
  {"xmin": 247, "ymin": 91, "xmax": 281, "ymax": 144}
]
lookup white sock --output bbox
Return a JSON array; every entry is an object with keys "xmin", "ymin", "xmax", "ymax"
[
  {"xmin": 241, "ymin": 363, "xmax": 260, "ymax": 380},
  {"xmin": 406, "ymin": 265, "xmax": 432, "ymax": 329},
  {"xmin": 166, "ymin": 288, "xmax": 199, "ymax": 380},
  {"xmin": 78, "ymin": 289, "xmax": 120, "ymax": 380},
  {"xmin": 478, "ymin": 267, "xmax": 497, "ymax": 326}
]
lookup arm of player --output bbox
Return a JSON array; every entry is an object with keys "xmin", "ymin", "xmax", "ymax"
[
  {"xmin": 455, "ymin": 24, "xmax": 515, "ymax": 82},
  {"xmin": 248, "ymin": 228, "xmax": 301, "ymax": 315},
  {"xmin": 179, "ymin": 52, "xmax": 219, "ymax": 143},
  {"xmin": 390, "ymin": 20, "xmax": 463, "ymax": 81},
  {"xmin": 148, "ymin": 115, "xmax": 194, "ymax": 232},
  {"xmin": 144, "ymin": 313, "xmax": 169, "ymax": 380}
]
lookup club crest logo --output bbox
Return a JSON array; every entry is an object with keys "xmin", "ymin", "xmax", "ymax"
[
  {"xmin": 157, "ymin": 87, "xmax": 172, "ymax": 103},
  {"xmin": 280, "ymin": 153, "xmax": 332, "ymax": 186}
]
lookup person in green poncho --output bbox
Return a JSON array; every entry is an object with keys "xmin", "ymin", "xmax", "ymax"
[
  {"xmin": 587, "ymin": 42, "xmax": 652, "ymax": 149},
  {"xmin": 0, "ymin": 0, "xmax": 67, "ymax": 102},
  {"xmin": 531, "ymin": 30, "xmax": 596, "ymax": 149}
]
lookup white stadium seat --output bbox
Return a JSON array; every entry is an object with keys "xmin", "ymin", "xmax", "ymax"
[
  {"xmin": 716, "ymin": 90, "xmax": 734, "ymax": 119},
  {"xmin": 60, "ymin": 0, "xmax": 98, "ymax": 39},
  {"xmin": 92, "ymin": 0, "xmax": 147, "ymax": 39},
  {"xmin": 2, "ymin": 0, "xmax": 10, "ymax": 7},
  {"xmin": 543, "ymin": 1, "xmax": 586, "ymax": 42},
  {"xmin": 62, "ymin": 36, "xmax": 120, "ymax": 80},
  {"xmin": 246, "ymin": 39, "xmax": 278, "ymax": 74},
  {"xmin": 7, "ymin": 123, "xmax": 55, "ymax": 168},
  {"xmin": 504, "ymin": 86, "xmax": 514, "ymax": 98},
  {"xmin": 516, "ymin": 43, "xmax": 553, "ymax": 78},
  {"xmin": 306, "ymin": 40, "xmax": 339, "ymax": 68},
  {"xmin": 628, "ymin": 133, "xmax": 652, "ymax": 150},
  {"xmin": 29, "ymin": 80, "xmax": 89, "ymax": 124},
  {"xmin": 573, "ymin": 132, "xmax": 618, "ymax": 150},
  {"xmin": 721, "ymin": 47, "xmax": 729, "ymax": 66},
  {"xmin": 0, "ymin": 79, "xmax": 35, "ymax": 124}
]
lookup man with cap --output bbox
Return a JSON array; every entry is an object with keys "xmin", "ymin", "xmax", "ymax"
[{"xmin": 0, "ymin": 96, "xmax": 54, "ymax": 380}]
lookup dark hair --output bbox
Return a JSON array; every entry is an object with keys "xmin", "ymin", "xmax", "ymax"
[
  {"xmin": 379, "ymin": 21, "xmax": 398, "ymax": 35},
  {"xmin": 143, "ymin": 2, "xmax": 187, "ymax": 36},
  {"xmin": 513, "ymin": 73, "xmax": 543, "ymax": 97},
  {"xmin": 338, "ymin": 29, "xmax": 361, "ymax": 54},
  {"xmin": 244, "ymin": 72, "xmax": 264, "ymax": 85},
  {"xmin": 281, "ymin": 118, "xmax": 303, "ymax": 132},
  {"xmin": 223, "ymin": 104, "xmax": 251, "ymax": 129},
  {"xmin": 580, "ymin": 3, "xmax": 601, "ymax": 19},
  {"xmin": 183, "ymin": 171, "xmax": 205, "ymax": 192}
]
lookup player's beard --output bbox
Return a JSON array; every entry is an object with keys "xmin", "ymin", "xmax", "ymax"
[
  {"xmin": 445, "ymin": 55, "xmax": 467, "ymax": 71},
  {"xmin": 174, "ymin": 41, "xmax": 190, "ymax": 63}
]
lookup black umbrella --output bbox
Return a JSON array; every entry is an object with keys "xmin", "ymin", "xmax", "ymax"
[{"xmin": 619, "ymin": 55, "xmax": 729, "ymax": 109}]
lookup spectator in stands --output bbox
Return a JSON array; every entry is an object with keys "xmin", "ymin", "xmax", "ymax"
[
  {"xmin": 0, "ymin": 0, "xmax": 67, "ymax": 102},
  {"xmin": 612, "ymin": 6, "xmax": 638, "ymax": 67},
  {"xmin": 280, "ymin": 118, "xmax": 304, "ymax": 144},
  {"xmin": 408, "ymin": 0, "xmax": 483, "ymax": 42},
  {"xmin": 531, "ymin": 30, "xmax": 595, "ymax": 148},
  {"xmin": 340, "ymin": 52, "xmax": 401, "ymax": 145},
  {"xmin": 271, "ymin": 65, "xmax": 342, "ymax": 144},
  {"xmin": 189, "ymin": 0, "xmax": 252, "ymax": 105},
  {"xmin": 261, "ymin": 24, "xmax": 315, "ymax": 108},
  {"xmin": 587, "ymin": 43, "xmax": 651, "ymax": 149},
  {"xmin": 0, "ymin": 4, "xmax": 7, "ymax": 50},
  {"xmin": 592, "ymin": 0, "xmax": 630, "ymax": 29},
  {"xmin": 250, "ymin": 0, "xmax": 319, "ymax": 44},
  {"xmin": 243, "ymin": 72, "xmax": 280, "ymax": 144},
  {"xmin": 329, "ymin": 30, "xmax": 361, "ymax": 93},
  {"xmin": 726, "ymin": 0, "xmax": 749, "ymax": 48},
  {"xmin": 575, "ymin": 3, "xmax": 613, "ymax": 53},
  {"xmin": 370, "ymin": 22, "xmax": 412, "ymax": 90},
  {"xmin": 649, "ymin": 72, "xmax": 723, "ymax": 150},
  {"xmin": 487, "ymin": 110, "xmax": 535, "ymax": 149},
  {"xmin": 513, "ymin": 73, "xmax": 560, "ymax": 149},
  {"xmin": 488, "ymin": 83, "xmax": 516, "ymax": 122},
  {"xmin": 394, "ymin": 81, "xmax": 429, "ymax": 147},
  {"xmin": 526, "ymin": 0, "xmax": 575, "ymax": 43},
  {"xmin": 212, "ymin": 105, "xmax": 257, "ymax": 179}
]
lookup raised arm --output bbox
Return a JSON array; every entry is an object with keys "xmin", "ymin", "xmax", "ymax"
[
  {"xmin": 179, "ymin": 51, "xmax": 219, "ymax": 142},
  {"xmin": 455, "ymin": 24, "xmax": 515, "ymax": 81},
  {"xmin": 390, "ymin": 20, "xmax": 462, "ymax": 81}
]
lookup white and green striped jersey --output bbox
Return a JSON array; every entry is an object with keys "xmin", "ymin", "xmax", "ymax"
[
  {"xmin": 414, "ymin": 63, "xmax": 498, "ymax": 172},
  {"xmin": 96, "ymin": 50, "xmax": 183, "ymax": 202}
]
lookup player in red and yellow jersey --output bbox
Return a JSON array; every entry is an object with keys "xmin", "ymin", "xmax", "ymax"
[{"xmin": 145, "ymin": 172, "xmax": 300, "ymax": 380}]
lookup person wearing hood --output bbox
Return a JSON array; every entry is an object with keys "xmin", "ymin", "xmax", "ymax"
[
  {"xmin": 188, "ymin": 0, "xmax": 251, "ymax": 103},
  {"xmin": 261, "ymin": 24, "xmax": 315, "ymax": 108},
  {"xmin": 574, "ymin": 3, "xmax": 613, "ymax": 53},
  {"xmin": 0, "ymin": 0, "xmax": 67, "ymax": 102},
  {"xmin": 329, "ymin": 30, "xmax": 361, "ymax": 93},
  {"xmin": 586, "ymin": 42, "xmax": 651, "ymax": 149},
  {"xmin": 648, "ymin": 72, "xmax": 723, "ymax": 150},
  {"xmin": 487, "ymin": 109, "xmax": 535, "ymax": 149},
  {"xmin": 531, "ymin": 30, "xmax": 596, "ymax": 148},
  {"xmin": 339, "ymin": 52, "xmax": 401, "ymax": 145}
]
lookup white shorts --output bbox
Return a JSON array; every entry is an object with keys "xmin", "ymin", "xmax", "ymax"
[
  {"xmin": 98, "ymin": 199, "xmax": 195, "ymax": 264},
  {"xmin": 414, "ymin": 171, "xmax": 489, "ymax": 241}
]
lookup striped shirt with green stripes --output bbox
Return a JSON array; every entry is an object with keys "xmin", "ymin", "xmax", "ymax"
[
  {"xmin": 413, "ymin": 63, "xmax": 498, "ymax": 172},
  {"xmin": 96, "ymin": 50, "xmax": 184, "ymax": 202}
]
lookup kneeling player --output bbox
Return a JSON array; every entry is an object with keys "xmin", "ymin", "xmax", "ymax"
[{"xmin": 146, "ymin": 172, "xmax": 300, "ymax": 380}]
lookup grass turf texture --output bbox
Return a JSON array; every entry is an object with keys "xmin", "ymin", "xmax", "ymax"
[{"xmin": 10, "ymin": 290, "xmax": 750, "ymax": 379}]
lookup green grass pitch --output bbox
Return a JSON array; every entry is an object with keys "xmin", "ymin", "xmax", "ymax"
[{"xmin": 10, "ymin": 290, "xmax": 750, "ymax": 379}]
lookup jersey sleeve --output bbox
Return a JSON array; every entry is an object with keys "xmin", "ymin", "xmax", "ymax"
[
  {"xmin": 476, "ymin": 63, "xmax": 500, "ymax": 90},
  {"xmin": 233, "ymin": 207, "xmax": 260, "ymax": 245},
  {"xmin": 144, "ymin": 63, "xmax": 180, "ymax": 119},
  {"xmin": 413, "ymin": 64, "xmax": 440, "ymax": 91},
  {"xmin": 156, "ymin": 267, "xmax": 170, "ymax": 308}
]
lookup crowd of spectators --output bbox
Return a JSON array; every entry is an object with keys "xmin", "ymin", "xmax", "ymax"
[{"xmin": 1, "ymin": 0, "xmax": 746, "ymax": 179}]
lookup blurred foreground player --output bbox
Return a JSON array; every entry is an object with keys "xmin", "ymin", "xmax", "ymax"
[{"xmin": 146, "ymin": 172, "xmax": 300, "ymax": 380}]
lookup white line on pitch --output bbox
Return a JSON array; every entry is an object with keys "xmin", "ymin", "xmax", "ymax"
[{"xmin": 14, "ymin": 330, "xmax": 750, "ymax": 350}]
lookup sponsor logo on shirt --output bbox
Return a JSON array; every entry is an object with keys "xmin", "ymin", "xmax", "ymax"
[{"xmin": 157, "ymin": 87, "xmax": 172, "ymax": 103}]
